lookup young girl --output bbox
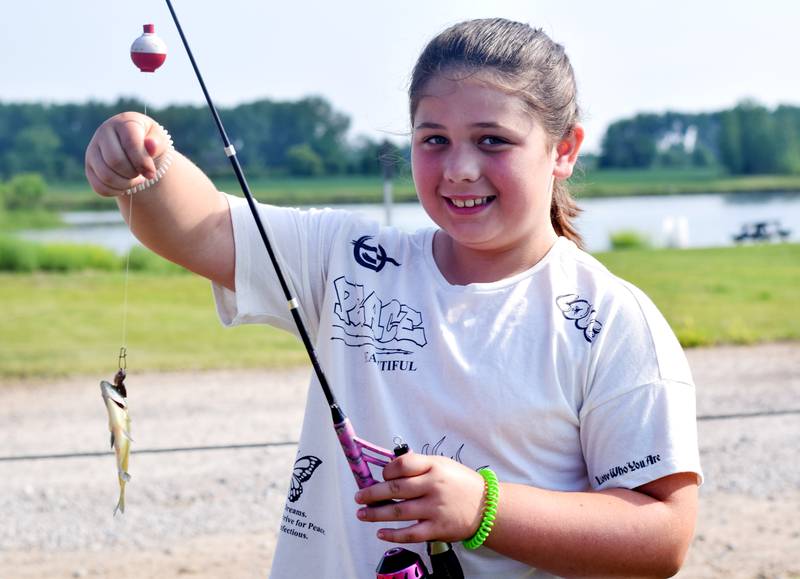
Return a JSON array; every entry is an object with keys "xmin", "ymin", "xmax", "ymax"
[{"xmin": 86, "ymin": 18, "xmax": 702, "ymax": 578}]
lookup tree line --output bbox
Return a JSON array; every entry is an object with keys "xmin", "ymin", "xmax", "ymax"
[
  {"xmin": 0, "ymin": 97, "xmax": 405, "ymax": 182},
  {"xmin": 598, "ymin": 101, "xmax": 800, "ymax": 174},
  {"xmin": 0, "ymin": 97, "xmax": 798, "ymax": 182}
]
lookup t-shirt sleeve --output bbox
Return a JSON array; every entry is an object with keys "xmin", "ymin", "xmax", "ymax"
[
  {"xmin": 579, "ymin": 281, "xmax": 703, "ymax": 490},
  {"xmin": 211, "ymin": 193, "xmax": 344, "ymax": 340}
]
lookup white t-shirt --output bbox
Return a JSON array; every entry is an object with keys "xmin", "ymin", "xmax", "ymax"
[{"xmin": 213, "ymin": 194, "xmax": 703, "ymax": 578}]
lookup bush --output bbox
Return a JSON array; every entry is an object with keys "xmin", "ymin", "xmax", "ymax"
[
  {"xmin": 127, "ymin": 246, "xmax": 186, "ymax": 274},
  {"xmin": 0, "ymin": 236, "xmax": 38, "ymax": 272},
  {"xmin": 36, "ymin": 243, "xmax": 120, "ymax": 272},
  {"xmin": 0, "ymin": 238, "xmax": 187, "ymax": 274},
  {"xmin": 609, "ymin": 229, "xmax": 652, "ymax": 251},
  {"xmin": 286, "ymin": 144, "xmax": 324, "ymax": 177},
  {"xmin": 3, "ymin": 173, "xmax": 47, "ymax": 211}
]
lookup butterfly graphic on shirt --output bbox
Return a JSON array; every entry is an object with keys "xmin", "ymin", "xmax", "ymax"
[{"xmin": 287, "ymin": 455, "xmax": 323, "ymax": 503}]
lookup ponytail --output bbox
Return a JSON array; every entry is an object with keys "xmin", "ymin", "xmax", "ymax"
[{"xmin": 551, "ymin": 179, "xmax": 583, "ymax": 248}]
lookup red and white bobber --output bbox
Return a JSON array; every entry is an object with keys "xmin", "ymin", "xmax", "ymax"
[{"xmin": 130, "ymin": 24, "xmax": 167, "ymax": 73}]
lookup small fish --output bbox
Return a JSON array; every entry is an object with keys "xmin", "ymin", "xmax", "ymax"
[{"xmin": 100, "ymin": 371, "xmax": 132, "ymax": 515}]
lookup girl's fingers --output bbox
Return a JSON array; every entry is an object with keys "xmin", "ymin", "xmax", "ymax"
[
  {"xmin": 112, "ymin": 121, "xmax": 155, "ymax": 179},
  {"xmin": 84, "ymin": 164, "xmax": 115, "ymax": 197},
  {"xmin": 381, "ymin": 452, "xmax": 431, "ymax": 480},
  {"xmin": 376, "ymin": 520, "xmax": 435, "ymax": 544},
  {"xmin": 356, "ymin": 497, "xmax": 430, "ymax": 523},
  {"xmin": 99, "ymin": 139, "xmax": 140, "ymax": 183},
  {"xmin": 355, "ymin": 471, "xmax": 430, "ymax": 504},
  {"xmin": 86, "ymin": 144, "xmax": 140, "ymax": 194},
  {"xmin": 85, "ymin": 152, "xmax": 143, "ymax": 196}
]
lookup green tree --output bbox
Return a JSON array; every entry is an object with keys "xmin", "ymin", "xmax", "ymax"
[
  {"xmin": 774, "ymin": 105, "xmax": 800, "ymax": 174},
  {"xmin": 599, "ymin": 115, "xmax": 660, "ymax": 168},
  {"xmin": 6, "ymin": 125, "xmax": 62, "ymax": 177},
  {"xmin": 286, "ymin": 144, "xmax": 324, "ymax": 176},
  {"xmin": 718, "ymin": 109, "xmax": 743, "ymax": 173},
  {"xmin": 738, "ymin": 101, "xmax": 777, "ymax": 173},
  {"xmin": 691, "ymin": 143, "xmax": 716, "ymax": 167}
]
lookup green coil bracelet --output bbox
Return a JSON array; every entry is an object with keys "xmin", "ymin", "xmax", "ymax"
[{"xmin": 462, "ymin": 468, "xmax": 499, "ymax": 550}]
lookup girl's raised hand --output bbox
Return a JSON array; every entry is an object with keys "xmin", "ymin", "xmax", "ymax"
[
  {"xmin": 354, "ymin": 452, "xmax": 486, "ymax": 543},
  {"xmin": 85, "ymin": 112, "xmax": 170, "ymax": 197}
]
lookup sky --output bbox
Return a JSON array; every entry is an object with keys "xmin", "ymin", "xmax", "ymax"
[{"xmin": 2, "ymin": 0, "xmax": 798, "ymax": 153}]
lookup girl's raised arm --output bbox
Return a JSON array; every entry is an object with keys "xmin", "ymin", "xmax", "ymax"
[{"xmin": 85, "ymin": 112, "xmax": 234, "ymax": 290}]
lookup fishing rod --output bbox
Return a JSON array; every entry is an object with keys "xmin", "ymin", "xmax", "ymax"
[{"xmin": 162, "ymin": 2, "xmax": 462, "ymax": 577}]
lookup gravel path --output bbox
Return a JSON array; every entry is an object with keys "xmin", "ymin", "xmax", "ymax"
[{"xmin": 1, "ymin": 343, "xmax": 798, "ymax": 578}]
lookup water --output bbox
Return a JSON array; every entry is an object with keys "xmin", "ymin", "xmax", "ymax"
[{"xmin": 17, "ymin": 191, "xmax": 800, "ymax": 254}]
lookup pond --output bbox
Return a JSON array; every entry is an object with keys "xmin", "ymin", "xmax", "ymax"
[{"xmin": 18, "ymin": 191, "xmax": 800, "ymax": 254}]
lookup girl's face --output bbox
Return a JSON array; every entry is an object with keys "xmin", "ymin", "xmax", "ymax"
[{"xmin": 411, "ymin": 72, "xmax": 580, "ymax": 281}]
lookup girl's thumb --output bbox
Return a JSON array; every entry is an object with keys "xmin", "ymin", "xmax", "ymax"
[{"xmin": 144, "ymin": 137, "xmax": 159, "ymax": 158}]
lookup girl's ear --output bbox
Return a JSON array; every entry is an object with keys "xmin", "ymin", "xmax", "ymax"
[{"xmin": 553, "ymin": 124, "xmax": 584, "ymax": 180}]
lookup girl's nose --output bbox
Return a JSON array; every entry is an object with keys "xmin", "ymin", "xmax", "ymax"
[{"xmin": 443, "ymin": 146, "xmax": 480, "ymax": 183}]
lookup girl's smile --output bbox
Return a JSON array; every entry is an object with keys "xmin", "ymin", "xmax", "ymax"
[{"xmin": 411, "ymin": 72, "xmax": 577, "ymax": 284}]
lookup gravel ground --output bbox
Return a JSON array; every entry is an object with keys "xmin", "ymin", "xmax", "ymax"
[{"xmin": 0, "ymin": 343, "xmax": 798, "ymax": 578}]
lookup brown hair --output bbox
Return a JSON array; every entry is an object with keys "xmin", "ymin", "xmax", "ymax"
[{"xmin": 409, "ymin": 18, "xmax": 583, "ymax": 247}]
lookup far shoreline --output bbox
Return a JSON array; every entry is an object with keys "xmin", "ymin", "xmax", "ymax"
[{"xmin": 32, "ymin": 171, "xmax": 800, "ymax": 214}]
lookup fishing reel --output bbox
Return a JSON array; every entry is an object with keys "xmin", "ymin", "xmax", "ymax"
[
  {"xmin": 376, "ymin": 541, "xmax": 463, "ymax": 579},
  {"xmin": 342, "ymin": 434, "xmax": 464, "ymax": 579}
]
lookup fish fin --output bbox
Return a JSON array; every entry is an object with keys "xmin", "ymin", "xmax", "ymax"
[{"xmin": 109, "ymin": 433, "xmax": 115, "ymax": 449}]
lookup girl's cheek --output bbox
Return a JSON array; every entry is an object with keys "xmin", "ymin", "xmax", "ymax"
[{"xmin": 412, "ymin": 155, "xmax": 439, "ymax": 190}]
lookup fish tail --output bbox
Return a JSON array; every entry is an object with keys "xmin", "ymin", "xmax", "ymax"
[
  {"xmin": 114, "ymin": 478, "xmax": 128, "ymax": 516},
  {"xmin": 114, "ymin": 496, "xmax": 125, "ymax": 516}
]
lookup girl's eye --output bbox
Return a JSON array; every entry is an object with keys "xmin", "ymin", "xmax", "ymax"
[
  {"xmin": 422, "ymin": 135, "xmax": 448, "ymax": 145},
  {"xmin": 479, "ymin": 136, "xmax": 510, "ymax": 146}
]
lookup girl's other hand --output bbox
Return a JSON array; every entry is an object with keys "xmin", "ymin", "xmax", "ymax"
[
  {"xmin": 354, "ymin": 452, "xmax": 486, "ymax": 543},
  {"xmin": 85, "ymin": 112, "xmax": 170, "ymax": 197}
]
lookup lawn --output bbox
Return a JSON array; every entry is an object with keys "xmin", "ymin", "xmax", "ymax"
[
  {"xmin": 1, "ymin": 243, "xmax": 797, "ymax": 379},
  {"xmin": 596, "ymin": 243, "xmax": 799, "ymax": 346}
]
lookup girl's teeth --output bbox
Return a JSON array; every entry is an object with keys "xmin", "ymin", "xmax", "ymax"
[{"xmin": 452, "ymin": 197, "xmax": 486, "ymax": 208}]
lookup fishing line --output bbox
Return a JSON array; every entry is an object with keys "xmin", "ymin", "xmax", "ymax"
[
  {"xmin": 119, "ymin": 193, "xmax": 133, "ymax": 364},
  {"xmin": 115, "ymin": 53, "xmax": 158, "ymax": 371}
]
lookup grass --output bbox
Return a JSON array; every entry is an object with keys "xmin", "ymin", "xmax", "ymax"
[
  {"xmin": 1, "ymin": 243, "xmax": 797, "ymax": 379},
  {"xmin": 214, "ymin": 175, "xmax": 419, "ymax": 205},
  {"xmin": 572, "ymin": 167, "xmax": 800, "ymax": 197},
  {"xmin": 0, "ymin": 209, "xmax": 63, "ymax": 230},
  {"xmin": 0, "ymin": 272, "xmax": 308, "ymax": 379},
  {"xmin": 42, "ymin": 175, "xmax": 420, "ymax": 211},
  {"xmin": 595, "ymin": 243, "xmax": 800, "ymax": 347}
]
